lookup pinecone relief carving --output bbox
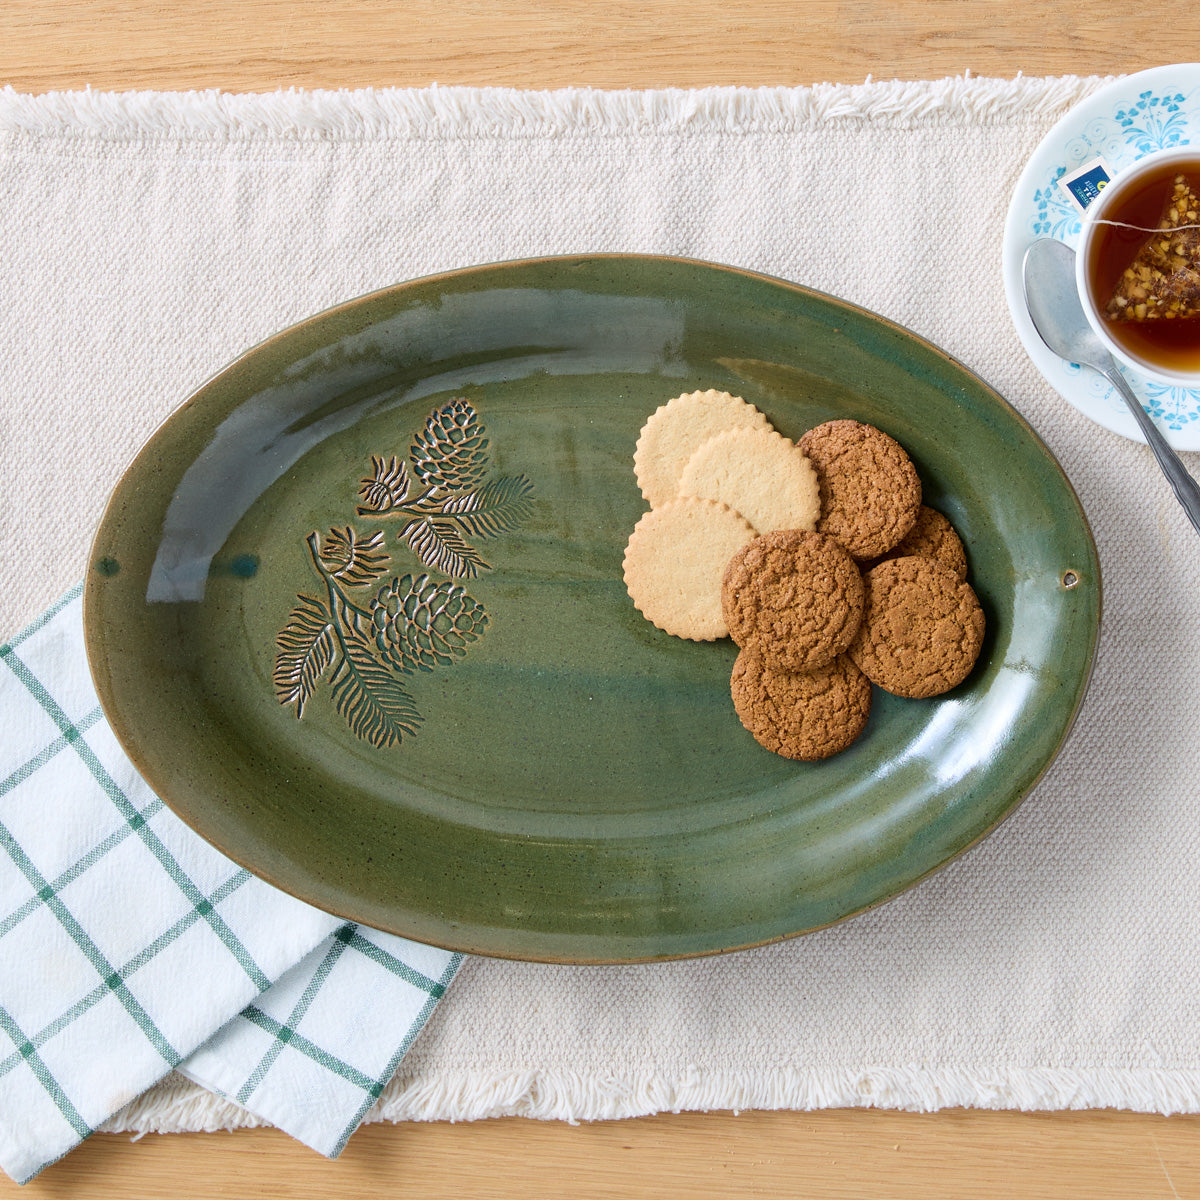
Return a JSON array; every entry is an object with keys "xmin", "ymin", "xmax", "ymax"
[{"xmin": 274, "ymin": 399, "xmax": 533, "ymax": 748}]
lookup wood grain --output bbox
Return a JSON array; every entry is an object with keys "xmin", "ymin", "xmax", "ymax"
[
  {"xmin": 7, "ymin": 1110, "xmax": 1200, "ymax": 1200},
  {"xmin": 0, "ymin": 0, "xmax": 1189, "ymax": 93},
  {"xmin": 5, "ymin": 2, "xmax": 1200, "ymax": 1196}
]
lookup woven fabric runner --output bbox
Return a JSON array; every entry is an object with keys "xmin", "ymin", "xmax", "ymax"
[{"xmin": 5, "ymin": 75, "xmax": 1200, "ymax": 1139}]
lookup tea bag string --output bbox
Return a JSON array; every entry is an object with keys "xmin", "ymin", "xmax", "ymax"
[{"xmin": 1093, "ymin": 218, "xmax": 1200, "ymax": 233}]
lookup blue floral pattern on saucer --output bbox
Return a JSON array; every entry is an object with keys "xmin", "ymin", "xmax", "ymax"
[
  {"xmin": 1004, "ymin": 66, "xmax": 1200, "ymax": 449},
  {"xmin": 1116, "ymin": 89, "xmax": 1191, "ymax": 153},
  {"xmin": 1144, "ymin": 382, "xmax": 1200, "ymax": 430}
]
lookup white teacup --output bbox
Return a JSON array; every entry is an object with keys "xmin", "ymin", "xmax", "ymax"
[{"xmin": 1075, "ymin": 146, "xmax": 1200, "ymax": 388}]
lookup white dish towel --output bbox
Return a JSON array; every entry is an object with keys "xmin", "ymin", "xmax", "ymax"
[
  {"xmin": 6, "ymin": 74, "xmax": 1200, "ymax": 1169},
  {"xmin": 0, "ymin": 589, "xmax": 459, "ymax": 1183}
]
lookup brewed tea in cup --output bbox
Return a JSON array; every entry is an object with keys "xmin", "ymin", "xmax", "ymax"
[{"xmin": 1077, "ymin": 147, "xmax": 1200, "ymax": 386}]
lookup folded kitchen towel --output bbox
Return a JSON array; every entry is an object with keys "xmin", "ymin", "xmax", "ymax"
[
  {"xmin": 179, "ymin": 921, "xmax": 459, "ymax": 1159},
  {"xmin": 0, "ymin": 588, "xmax": 459, "ymax": 1183},
  {"xmin": 7, "ymin": 73, "xmax": 1200, "ymax": 1156}
]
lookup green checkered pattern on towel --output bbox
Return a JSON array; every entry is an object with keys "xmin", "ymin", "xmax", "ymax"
[
  {"xmin": 0, "ymin": 589, "xmax": 460, "ymax": 1183},
  {"xmin": 183, "ymin": 922, "xmax": 460, "ymax": 1158}
]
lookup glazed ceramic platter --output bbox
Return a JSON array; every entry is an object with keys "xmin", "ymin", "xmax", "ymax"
[{"xmin": 84, "ymin": 256, "xmax": 1099, "ymax": 963}]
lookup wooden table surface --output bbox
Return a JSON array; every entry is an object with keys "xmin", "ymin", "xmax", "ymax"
[{"xmin": 4, "ymin": 4, "xmax": 1199, "ymax": 1196}]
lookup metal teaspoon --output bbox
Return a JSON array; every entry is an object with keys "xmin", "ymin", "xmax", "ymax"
[{"xmin": 1021, "ymin": 236, "xmax": 1200, "ymax": 537}]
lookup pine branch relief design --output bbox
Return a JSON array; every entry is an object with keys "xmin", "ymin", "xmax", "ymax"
[
  {"xmin": 356, "ymin": 397, "xmax": 535, "ymax": 579},
  {"xmin": 274, "ymin": 398, "xmax": 532, "ymax": 748}
]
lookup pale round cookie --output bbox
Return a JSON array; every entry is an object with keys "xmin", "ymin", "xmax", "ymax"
[
  {"xmin": 798, "ymin": 419, "xmax": 922, "ymax": 561},
  {"xmin": 848, "ymin": 555, "xmax": 986, "ymax": 699},
  {"xmin": 721, "ymin": 530, "xmax": 864, "ymax": 672},
  {"xmin": 634, "ymin": 390, "xmax": 773, "ymax": 508},
  {"xmin": 623, "ymin": 497, "xmax": 757, "ymax": 640},
  {"xmin": 730, "ymin": 648, "xmax": 872, "ymax": 761},
  {"xmin": 677, "ymin": 426, "xmax": 820, "ymax": 534}
]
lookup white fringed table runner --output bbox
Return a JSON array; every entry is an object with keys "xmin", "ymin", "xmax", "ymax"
[{"xmin": 6, "ymin": 75, "xmax": 1200, "ymax": 1137}]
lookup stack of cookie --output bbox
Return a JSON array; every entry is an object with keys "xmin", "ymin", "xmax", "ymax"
[
  {"xmin": 623, "ymin": 391, "xmax": 985, "ymax": 761},
  {"xmin": 723, "ymin": 529, "xmax": 873, "ymax": 761},
  {"xmin": 623, "ymin": 390, "xmax": 820, "ymax": 639}
]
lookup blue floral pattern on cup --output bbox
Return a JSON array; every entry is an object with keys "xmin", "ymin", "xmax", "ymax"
[{"xmin": 1027, "ymin": 82, "xmax": 1200, "ymax": 428}]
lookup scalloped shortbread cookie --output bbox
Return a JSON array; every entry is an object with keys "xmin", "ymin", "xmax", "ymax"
[
  {"xmin": 678, "ymin": 426, "xmax": 819, "ymax": 534},
  {"xmin": 633, "ymin": 390, "xmax": 772, "ymax": 508},
  {"xmin": 622, "ymin": 497, "xmax": 756, "ymax": 640}
]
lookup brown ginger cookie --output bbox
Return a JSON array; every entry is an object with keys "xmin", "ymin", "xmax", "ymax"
[
  {"xmin": 874, "ymin": 506, "xmax": 968, "ymax": 582},
  {"xmin": 721, "ymin": 529, "xmax": 864, "ymax": 672},
  {"xmin": 798, "ymin": 419, "xmax": 921, "ymax": 561},
  {"xmin": 730, "ymin": 647, "xmax": 872, "ymax": 761},
  {"xmin": 848, "ymin": 555, "xmax": 985, "ymax": 698}
]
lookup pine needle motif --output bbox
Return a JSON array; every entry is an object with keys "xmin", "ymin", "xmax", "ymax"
[
  {"xmin": 273, "ymin": 596, "xmax": 336, "ymax": 719},
  {"xmin": 356, "ymin": 397, "xmax": 535, "ymax": 579},
  {"xmin": 358, "ymin": 456, "xmax": 410, "ymax": 512},
  {"xmin": 274, "ymin": 398, "xmax": 534, "ymax": 749},
  {"xmin": 316, "ymin": 527, "xmax": 390, "ymax": 588}
]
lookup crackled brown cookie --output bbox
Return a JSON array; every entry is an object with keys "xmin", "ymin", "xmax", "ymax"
[
  {"xmin": 730, "ymin": 648, "xmax": 872, "ymax": 761},
  {"xmin": 721, "ymin": 530, "xmax": 864, "ymax": 672},
  {"xmin": 848, "ymin": 556, "xmax": 985, "ymax": 699},
  {"xmin": 798, "ymin": 419, "xmax": 921, "ymax": 561},
  {"xmin": 875, "ymin": 505, "xmax": 968, "ymax": 582},
  {"xmin": 623, "ymin": 497, "xmax": 757, "ymax": 640}
]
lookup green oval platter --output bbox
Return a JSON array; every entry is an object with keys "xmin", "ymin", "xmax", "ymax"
[{"xmin": 83, "ymin": 255, "xmax": 1101, "ymax": 963}]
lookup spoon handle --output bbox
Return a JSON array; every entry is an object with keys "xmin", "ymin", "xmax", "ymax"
[{"xmin": 1104, "ymin": 365, "xmax": 1200, "ymax": 537}]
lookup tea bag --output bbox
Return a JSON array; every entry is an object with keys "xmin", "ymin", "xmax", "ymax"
[{"xmin": 1106, "ymin": 174, "xmax": 1200, "ymax": 321}]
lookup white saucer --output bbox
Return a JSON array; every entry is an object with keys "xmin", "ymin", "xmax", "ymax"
[{"xmin": 1002, "ymin": 64, "xmax": 1200, "ymax": 449}]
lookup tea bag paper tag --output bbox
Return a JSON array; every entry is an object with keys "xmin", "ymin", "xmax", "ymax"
[{"xmin": 1057, "ymin": 156, "xmax": 1114, "ymax": 215}]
